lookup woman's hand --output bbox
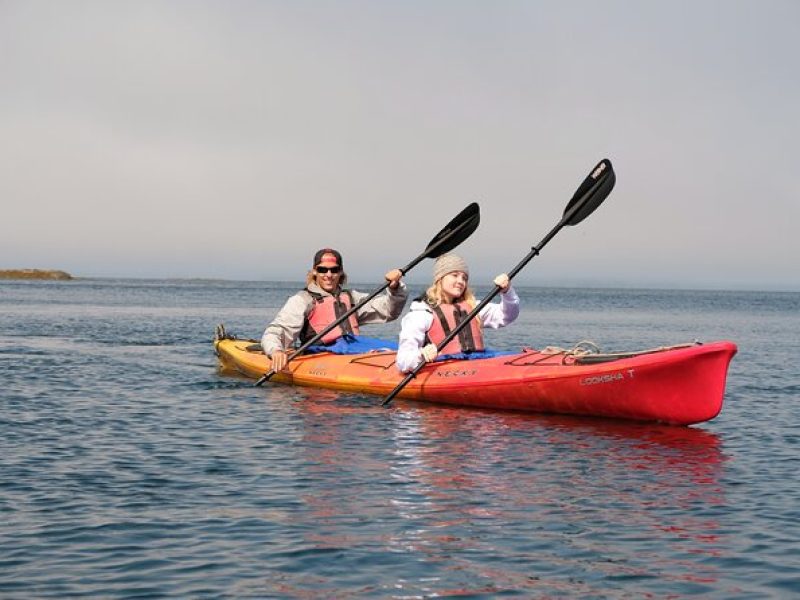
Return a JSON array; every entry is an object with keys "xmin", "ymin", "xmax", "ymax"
[
  {"xmin": 270, "ymin": 349, "xmax": 288, "ymax": 372},
  {"xmin": 493, "ymin": 273, "xmax": 510, "ymax": 292},
  {"xmin": 385, "ymin": 268, "xmax": 403, "ymax": 289},
  {"xmin": 421, "ymin": 343, "xmax": 438, "ymax": 363}
]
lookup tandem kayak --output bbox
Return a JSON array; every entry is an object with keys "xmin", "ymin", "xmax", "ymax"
[{"xmin": 214, "ymin": 328, "xmax": 737, "ymax": 426}]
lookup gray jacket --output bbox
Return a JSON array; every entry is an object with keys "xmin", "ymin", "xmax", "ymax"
[{"xmin": 261, "ymin": 281, "xmax": 408, "ymax": 355}]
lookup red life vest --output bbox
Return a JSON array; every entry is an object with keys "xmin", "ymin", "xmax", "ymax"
[
  {"xmin": 426, "ymin": 300, "xmax": 484, "ymax": 355},
  {"xmin": 300, "ymin": 288, "xmax": 361, "ymax": 344}
]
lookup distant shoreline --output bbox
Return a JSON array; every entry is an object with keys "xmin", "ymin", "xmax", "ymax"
[
  {"xmin": 1, "ymin": 271, "xmax": 797, "ymax": 293},
  {"xmin": 0, "ymin": 269, "xmax": 73, "ymax": 280}
]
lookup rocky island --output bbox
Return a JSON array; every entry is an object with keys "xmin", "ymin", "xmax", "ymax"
[{"xmin": 0, "ymin": 269, "xmax": 73, "ymax": 280}]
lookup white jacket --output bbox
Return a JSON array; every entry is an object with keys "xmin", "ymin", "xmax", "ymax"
[{"xmin": 396, "ymin": 286, "xmax": 520, "ymax": 373}]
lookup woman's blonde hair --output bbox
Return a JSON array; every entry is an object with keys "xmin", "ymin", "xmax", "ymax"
[
  {"xmin": 424, "ymin": 278, "xmax": 476, "ymax": 309},
  {"xmin": 306, "ymin": 270, "xmax": 348, "ymax": 288}
]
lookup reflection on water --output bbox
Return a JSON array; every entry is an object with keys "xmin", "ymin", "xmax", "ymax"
[{"xmin": 287, "ymin": 394, "xmax": 728, "ymax": 596}]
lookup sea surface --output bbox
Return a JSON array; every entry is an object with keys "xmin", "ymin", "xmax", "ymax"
[{"xmin": 1, "ymin": 278, "xmax": 798, "ymax": 598}]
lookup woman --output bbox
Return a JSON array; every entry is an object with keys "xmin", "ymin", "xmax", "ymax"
[
  {"xmin": 262, "ymin": 248, "xmax": 407, "ymax": 371},
  {"xmin": 396, "ymin": 253, "xmax": 519, "ymax": 373}
]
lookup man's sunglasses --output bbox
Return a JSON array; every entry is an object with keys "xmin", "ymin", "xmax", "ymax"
[{"xmin": 316, "ymin": 266, "xmax": 341, "ymax": 274}]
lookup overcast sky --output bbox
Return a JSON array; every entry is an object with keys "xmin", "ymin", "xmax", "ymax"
[{"xmin": 2, "ymin": 0, "xmax": 798, "ymax": 290}]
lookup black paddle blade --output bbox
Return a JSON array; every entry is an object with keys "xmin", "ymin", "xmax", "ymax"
[
  {"xmin": 423, "ymin": 202, "xmax": 480, "ymax": 259},
  {"xmin": 563, "ymin": 159, "xmax": 615, "ymax": 226}
]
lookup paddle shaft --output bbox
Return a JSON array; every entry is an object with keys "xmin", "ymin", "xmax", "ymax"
[
  {"xmin": 255, "ymin": 211, "xmax": 478, "ymax": 386},
  {"xmin": 382, "ymin": 183, "xmax": 600, "ymax": 406}
]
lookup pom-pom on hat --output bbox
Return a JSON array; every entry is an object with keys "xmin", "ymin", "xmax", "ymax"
[
  {"xmin": 313, "ymin": 248, "xmax": 342, "ymax": 268},
  {"xmin": 433, "ymin": 253, "xmax": 468, "ymax": 282}
]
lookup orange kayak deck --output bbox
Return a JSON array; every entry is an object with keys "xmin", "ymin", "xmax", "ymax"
[{"xmin": 214, "ymin": 336, "xmax": 737, "ymax": 426}]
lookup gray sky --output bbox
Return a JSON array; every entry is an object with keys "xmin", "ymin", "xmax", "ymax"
[{"xmin": 2, "ymin": 0, "xmax": 798, "ymax": 290}]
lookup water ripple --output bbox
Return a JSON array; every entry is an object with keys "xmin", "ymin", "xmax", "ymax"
[{"xmin": 2, "ymin": 281, "xmax": 799, "ymax": 597}]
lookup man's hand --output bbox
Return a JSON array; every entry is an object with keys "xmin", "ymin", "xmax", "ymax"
[{"xmin": 270, "ymin": 349, "xmax": 288, "ymax": 372}]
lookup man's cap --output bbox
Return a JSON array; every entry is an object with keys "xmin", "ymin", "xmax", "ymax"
[{"xmin": 313, "ymin": 248, "xmax": 343, "ymax": 268}]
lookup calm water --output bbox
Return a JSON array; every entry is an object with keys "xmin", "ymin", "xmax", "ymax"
[{"xmin": 1, "ymin": 279, "xmax": 799, "ymax": 598}]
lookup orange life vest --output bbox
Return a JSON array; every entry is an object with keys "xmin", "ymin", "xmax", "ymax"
[
  {"xmin": 426, "ymin": 300, "xmax": 484, "ymax": 355},
  {"xmin": 300, "ymin": 289, "xmax": 361, "ymax": 344}
]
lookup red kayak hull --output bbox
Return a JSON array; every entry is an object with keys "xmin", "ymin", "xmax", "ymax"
[{"xmin": 215, "ymin": 338, "xmax": 737, "ymax": 426}]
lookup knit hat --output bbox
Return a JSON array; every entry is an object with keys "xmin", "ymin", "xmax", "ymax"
[
  {"xmin": 433, "ymin": 253, "xmax": 468, "ymax": 282},
  {"xmin": 313, "ymin": 248, "xmax": 342, "ymax": 268}
]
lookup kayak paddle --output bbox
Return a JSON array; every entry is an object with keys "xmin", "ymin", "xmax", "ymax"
[
  {"xmin": 382, "ymin": 158, "xmax": 616, "ymax": 406},
  {"xmin": 255, "ymin": 202, "xmax": 481, "ymax": 386}
]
